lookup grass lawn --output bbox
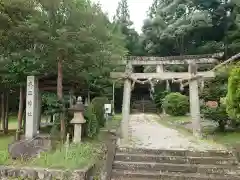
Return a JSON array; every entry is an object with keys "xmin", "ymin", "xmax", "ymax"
[
  {"xmin": 159, "ymin": 115, "xmax": 191, "ymax": 124},
  {"xmin": 158, "ymin": 114, "xmax": 240, "ymax": 147},
  {"xmin": 0, "ymin": 114, "xmax": 122, "ymax": 170},
  {"xmin": 158, "ymin": 115, "xmax": 192, "ymax": 136},
  {"xmin": 104, "ymin": 114, "xmax": 122, "ymax": 130},
  {"xmin": 210, "ymin": 132, "xmax": 240, "ymax": 147}
]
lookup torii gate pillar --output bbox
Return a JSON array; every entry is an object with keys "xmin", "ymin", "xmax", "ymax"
[
  {"xmin": 189, "ymin": 62, "xmax": 202, "ymax": 137},
  {"xmin": 121, "ymin": 62, "xmax": 132, "ymax": 145}
]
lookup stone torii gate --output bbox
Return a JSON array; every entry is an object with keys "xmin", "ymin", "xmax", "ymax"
[{"xmin": 111, "ymin": 54, "xmax": 220, "ymax": 145}]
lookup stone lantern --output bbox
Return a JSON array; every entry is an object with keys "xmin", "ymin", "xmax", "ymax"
[{"xmin": 69, "ymin": 96, "xmax": 86, "ymax": 143}]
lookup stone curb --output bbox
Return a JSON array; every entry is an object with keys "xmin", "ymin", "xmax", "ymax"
[{"xmin": 0, "ymin": 163, "xmax": 94, "ymax": 180}]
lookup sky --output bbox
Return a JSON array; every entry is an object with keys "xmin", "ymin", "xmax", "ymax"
[{"xmin": 92, "ymin": 0, "xmax": 153, "ymax": 33}]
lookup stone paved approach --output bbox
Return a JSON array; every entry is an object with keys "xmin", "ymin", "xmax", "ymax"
[{"xmin": 125, "ymin": 114, "xmax": 227, "ymax": 151}]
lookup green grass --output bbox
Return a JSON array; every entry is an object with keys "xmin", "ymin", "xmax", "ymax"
[
  {"xmin": 30, "ymin": 142, "xmax": 101, "ymax": 169},
  {"xmin": 160, "ymin": 115, "xmax": 191, "ymax": 124},
  {"xmin": 0, "ymin": 134, "xmax": 102, "ymax": 169},
  {"xmin": 104, "ymin": 114, "xmax": 122, "ymax": 130},
  {"xmin": 0, "ymin": 114, "xmax": 122, "ymax": 170},
  {"xmin": 0, "ymin": 134, "xmax": 14, "ymax": 165},
  {"xmin": 158, "ymin": 115, "xmax": 193, "ymax": 136},
  {"xmin": 210, "ymin": 132, "xmax": 240, "ymax": 147}
]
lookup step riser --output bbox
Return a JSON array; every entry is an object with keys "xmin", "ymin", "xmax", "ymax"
[
  {"xmin": 117, "ymin": 148, "xmax": 235, "ymax": 158},
  {"xmin": 115, "ymin": 155, "xmax": 237, "ymax": 165},
  {"xmin": 111, "ymin": 173, "xmax": 237, "ymax": 180},
  {"xmin": 113, "ymin": 163, "xmax": 236, "ymax": 175}
]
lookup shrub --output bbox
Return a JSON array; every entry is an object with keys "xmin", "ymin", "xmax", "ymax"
[
  {"xmin": 84, "ymin": 103, "xmax": 99, "ymax": 138},
  {"xmin": 227, "ymin": 67, "xmax": 240, "ymax": 122},
  {"xmin": 154, "ymin": 90, "xmax": 170, "ymax": 112},
  {"xmin": 92, "ymin": 97, "xmax": 109, "ymax": 127},
  {"xmin": 163, "ymin": 92, "xmax": 189, "ymax": 116},
  {"xmin": 201, "ymin": 103, "xmax": 229, "ymax": 132}
]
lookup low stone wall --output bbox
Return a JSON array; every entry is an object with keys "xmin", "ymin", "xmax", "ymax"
[{"xmin": 0, "ymin": 164, "xmax": 94, "ymax": 180}]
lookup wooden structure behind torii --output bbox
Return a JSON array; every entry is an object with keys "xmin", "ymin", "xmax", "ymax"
[{"xmin": 111, "ymin": 53, "xmax": 222, "ymax": 145}]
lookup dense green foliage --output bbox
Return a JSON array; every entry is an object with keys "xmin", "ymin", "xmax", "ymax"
[
  {"xmin": 227, "ymin": 67, "xmax": 240, "ymax": 122},
  {"xmin": 163, "ymin": 92, "xmax": 189, "ymax": 116},
  {"xmin": 143, "ymin": 0, "xmax": 240, "ymax": 57},
  {"xmin": 84, "ymin": 103, "xmax": 99, "ymax": 138},
  {"xmin": 202, "ymin": 103, "xmax": 229, "ymax": 131},
  {"xmin": 0, "ymin": 0, "xmax": 127, "ymax": 134},
  {"xmin": 0, "ymin": 0, "xmax": 126, "ymax": 92},
  {"xmin": 113, "ymin": 0, "xmax": 143, "ymax": 55},
  {"xmin": 1, "ymin": 0, "xmax": 240, "ymax": 136},
  {"xmin": 200, "ymin": 67, "xmax": 231, "ymax": 102},
  {"xmin": 91, "ymin": 97, "xmax": 109, "ymax": 127},
  {"xmin": 154, "ymin": 90, "xmax": 170, "ymax": 112}
]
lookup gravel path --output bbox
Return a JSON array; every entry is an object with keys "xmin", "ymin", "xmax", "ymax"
[{"xmin": 126, "ymin": 114, "xmax": 226, "ymax": 151}]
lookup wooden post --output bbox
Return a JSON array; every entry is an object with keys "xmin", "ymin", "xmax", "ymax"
[
  {"xmin": 1, "ymin": 92, "xmax": 5, "ymax": 131},
  {"xmin": 69, "ymin": 89, "xmax": 74, "ymax": 108},
  {"xmin": 121, "ymin": 62, "xmax": 132, "ymax": 145},
  {"xmin": 112, "ymin": 82, "xmax": 115, "ymax": 115},
  {"xmin": 188, "ymin": 62, "xmax": 201, "ymax": 137},
  {"xmin": 4, "ymin": 92, "xmax": 9, "ymax": 133}
]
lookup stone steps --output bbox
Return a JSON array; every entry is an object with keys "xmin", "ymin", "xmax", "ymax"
[
  {"xmin": 117, "ymin": 147, "xmax": 235, "ymax": 158},
  {"xmin": 113, "ymin": 161, "xmax": 237, "ymax": 175},
  {"xmin": 131, "ymin": 100, "xmax": 157, "ymax": 113},
  {"xmin": 115, "ymin": 153, "xmax": 238, "ymax": 165},
  {"xmin": 111, "ymin": 147, "xmax": 240, "ymax": 180},
  {"xmin": 111, "ymin": 170, "xmax": 240, "ymax": 180}
]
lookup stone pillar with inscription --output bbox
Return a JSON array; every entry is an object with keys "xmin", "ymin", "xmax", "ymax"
[
  {"xmin": 188, "ymin": 63, "xmax": 201, "ymax": 137},
  {"xmin": 121, "ymin": 62, "xmax": 132, "ymax": 145},
  {"xmin": 25, "ymin": 76, "xmax": 38, "ymax": 139}
]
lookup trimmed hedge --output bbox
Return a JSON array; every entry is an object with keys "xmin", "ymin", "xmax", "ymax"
[{"xmin": 163, "ymin": 92, "xmax": 189, "ymax": 116}]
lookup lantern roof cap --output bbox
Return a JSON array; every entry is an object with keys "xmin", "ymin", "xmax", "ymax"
[{"xmin": 69, "ymin": 96, "xmax": 84, "ymax": 112}]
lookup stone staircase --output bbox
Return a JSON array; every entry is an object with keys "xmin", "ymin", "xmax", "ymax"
[
  {"xmin": 131, "ymin": 99, "xmax": 157, "ymax": 113},
  {"xmin": 111, "ymin": 147, "xmax": 240, "ymax": 180}
]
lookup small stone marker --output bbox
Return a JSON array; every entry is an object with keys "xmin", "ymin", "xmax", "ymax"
[{"xmin": 69, "ymin": 96, "xmax": 86, "ymax": 143}]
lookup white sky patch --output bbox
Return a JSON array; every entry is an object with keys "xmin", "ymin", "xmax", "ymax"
[{"xmin": 92, "ymin": 0, "xmax": 153, "ymax": 33}]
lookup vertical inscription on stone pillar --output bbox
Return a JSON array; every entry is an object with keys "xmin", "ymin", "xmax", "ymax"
[{"xmin": 25, "ymin": 76, "xmax": 37, "ymax": 139}]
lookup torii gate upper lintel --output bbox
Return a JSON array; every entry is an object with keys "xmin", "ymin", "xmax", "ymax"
[{"xmin": 112, "ymin": 54, "xmax": 219, "ymax": 145}]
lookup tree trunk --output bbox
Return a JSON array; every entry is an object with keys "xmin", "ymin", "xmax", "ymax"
[
  {"xmin": 4, "ymin": 92, "xmax": 8, "ymax": 134},
  {"xmin": 17, "ymin": 86, "xmax": 24, "ymax": 132},
  {"xmin": 57, "ymin": 59, "xmax": 65, "ymax": 139},
  {"xmin": 1, "ymin": 92, "xmax": 5, "ymax": 131},
  {"xmin": 22, "ymin": 108, "xmax": 26, "ymax": 131},
  {"xmin": 50, "ymin": 115, "xmax": 53, "ymax": 123},
  {"xmin": 218, "ymin": 120, "xmax": 226, "ymax": 132}
]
